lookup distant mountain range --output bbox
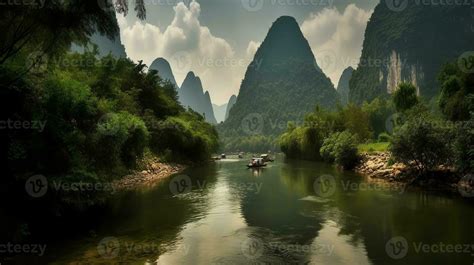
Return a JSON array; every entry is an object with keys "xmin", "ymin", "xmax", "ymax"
[
  {"xmin": 178, "ymin": 71, "xmax": 217, "ymax": 124},
  {"xmin": 337, "ymin": 67, "xmax": 354, "ymax": 105},
  {"xmin": 145, "ymin": 58, "xmax": 218, "ymax": 124},
  {"xmin": 213, "ymin": 103, "xmax": 227, "ymax": 123},
  {"xmin": 349, "ymin": 4, "xmax": 474, "ymax": 104},
  {"xmin": 225, "ymin": 95, "xmax": 237, "ymax": 120},
  {"xmin": 219, "ymin": 16, "xmax": 338, "ymax": 137}
]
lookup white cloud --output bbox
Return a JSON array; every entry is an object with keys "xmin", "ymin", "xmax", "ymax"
[
  {"xmin": 246, "ymin": 41, "xmax": 261, "ymax": 59},
  {"xmin": 301, "ymin": 4, "xmax": 373, "ymax": 87},
  {"xmin": 118, "ymin": 1, "xmax": 241, "ymax": 105}
]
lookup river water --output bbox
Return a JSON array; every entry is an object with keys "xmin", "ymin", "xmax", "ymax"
[{"xmin": 46, "ymin": 155, "xmax": 473, "ymax": 264}]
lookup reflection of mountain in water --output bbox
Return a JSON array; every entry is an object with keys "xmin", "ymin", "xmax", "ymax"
[{"xmin": 239, "ymin": 161, "xmax": 325, "ymax": 263}]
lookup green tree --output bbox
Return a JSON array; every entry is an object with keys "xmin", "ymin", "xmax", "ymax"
[
  {"xmin": 393, "ymin": 82, "xmax": 419, "ymax": 112},
  {"xmin": 390, "ymin": 113, "xmax": 455, "ymax": 175}
]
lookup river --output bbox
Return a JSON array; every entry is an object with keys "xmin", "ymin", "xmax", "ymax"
[{"xmin": 44, "ymin": 155, "xmax": 474, "ymax": 264}]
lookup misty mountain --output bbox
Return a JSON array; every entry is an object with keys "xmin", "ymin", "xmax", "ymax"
[
  {"xmin": 337, "ymin": 67, "xmax": 354, "ymax": 105},
  {"xmin": 225, "ymin": 95, "xmax": 237, "ymax": 120},
  {"xmin": 179, "ymin": 72, "xmax": 217, "ymax": 124},
  {"xmin": 149, "ymin": 57, "xmax": 178, "ymax": 87},
  {"xmin": 213, "ymin": 103, "xmax": 228, "ymax": 123}
]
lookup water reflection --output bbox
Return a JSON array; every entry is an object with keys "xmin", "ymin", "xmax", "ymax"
[{"xmin": 42, "ymin": 156, "xmax": 474, "ymax": 265}]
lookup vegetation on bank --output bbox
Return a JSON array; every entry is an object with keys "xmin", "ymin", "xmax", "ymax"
[
  {"xmin": 3, "ymin": 51, "xmax": 218, "ymax": 198},
  {"xmin": 279, "ymin": 99, "xmax": 393, "ymax": 169},
  {"xmin": 280, "ymin": 62, "xmax": 473, "ymax": 176},
  {"xmin": 1, "ymin": 2, "xmax": 218, "ymax": 240}
]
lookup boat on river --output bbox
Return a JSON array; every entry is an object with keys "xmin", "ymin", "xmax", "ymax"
[
  {"xmin": 247, "ymin": 158, "xmax": 267, "ymax": 168},
  {"xmin": 260, "ymin": 154, "xmax": 274, "ymax": 162}
]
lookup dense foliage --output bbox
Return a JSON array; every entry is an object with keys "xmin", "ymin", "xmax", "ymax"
[
  {"xmin": 3, "ymin": 51, "xmax": 218, "ymax": 186},
  {"xmin": 320, "ymin": 131, "xmax": 359, "ymax": 169},
  {"xmin": 279, "ymin": 104, "xmax": 377, "ymax": 163},
  {"xmin": 389, "ymin": 63, "xmax": 473, "ymax": 175},
  {"xmin": 393, "ymin": 83, "xmax": 419, "ymax": 112},
  {"xmin": 390, "ymin": 108, "xmax": 456, "ymax": 174}
]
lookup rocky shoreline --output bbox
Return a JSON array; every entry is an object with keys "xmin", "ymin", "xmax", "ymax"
[
  {"xmin": 355, "ymin": 152, "xmax": 472, "ymax": 196},
  {"xmin": 113, "ymin": 159, "xmax": 186, "ymax": 191}
]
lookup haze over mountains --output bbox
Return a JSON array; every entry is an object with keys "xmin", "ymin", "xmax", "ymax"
[
  {"xmin": 146, "ymin": 58, "xmax": 218, "ymax": 124},
  {"xmin": 85, "ymin": 3, "xmax": 474, "ymax": 135},
  {"xmin": 225, "ymin": 95, "xmax": 237, "ymax": 120},
  {"xmin": 220, "ymin": 16, "xmax": 338, "ymax": 137},
  {"xmin": 179, "ymin": 71, "xmax": 217, "ymax": 124},
  {"xmin": 337, "ymin": 67, "xmax": 354, "ymax": 105}
]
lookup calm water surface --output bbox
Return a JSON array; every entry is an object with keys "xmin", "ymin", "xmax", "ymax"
[{"xmin": 48, "ymin": 155, "xmax": 474, "ymax": 264}]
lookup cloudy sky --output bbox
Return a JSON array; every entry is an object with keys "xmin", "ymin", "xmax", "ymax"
[{"xmin": 117, "ymin": 0, "xmax": 378, "ymax": 105}]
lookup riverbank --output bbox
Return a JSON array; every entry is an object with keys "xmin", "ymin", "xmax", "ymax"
[
  {"xmin": 113, "ymin": 158, "xmax": 186, "ymax": 191},
  {"xmin": 355, "ymin": 152, "xmax": 470, "ymax": 196}
]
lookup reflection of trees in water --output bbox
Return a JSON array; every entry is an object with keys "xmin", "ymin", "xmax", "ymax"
[
  {"xmin": 332, "ymin": 186, "xmax": 474, "ymax": 265},
  {"xmin": 55, "ymin": 163, "xmax": 220, "ymax": 263},
  {"xmin": 239, "ymin": 161, "xmax": 327, "ymax": 263}
]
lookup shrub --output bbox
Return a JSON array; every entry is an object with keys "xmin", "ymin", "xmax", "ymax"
[
  {"xmin": 390, "ymin": 114, "xmax": 455, "ymax": 174},
  {"xmin": 95, "ymin": 112, "xmax": 149, "ymax": 169},
  {"xmin": 393, "ymin": 82, "xmax": 419, "ymax": 112},
  {"xmin": 320, "ymin": 131, "xmax": 360, "ymax": 169}
]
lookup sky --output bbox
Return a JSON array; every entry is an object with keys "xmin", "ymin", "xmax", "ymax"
[{"xmin": 117, "ymin": 0, "xmax": 379, "ymax": 105}]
